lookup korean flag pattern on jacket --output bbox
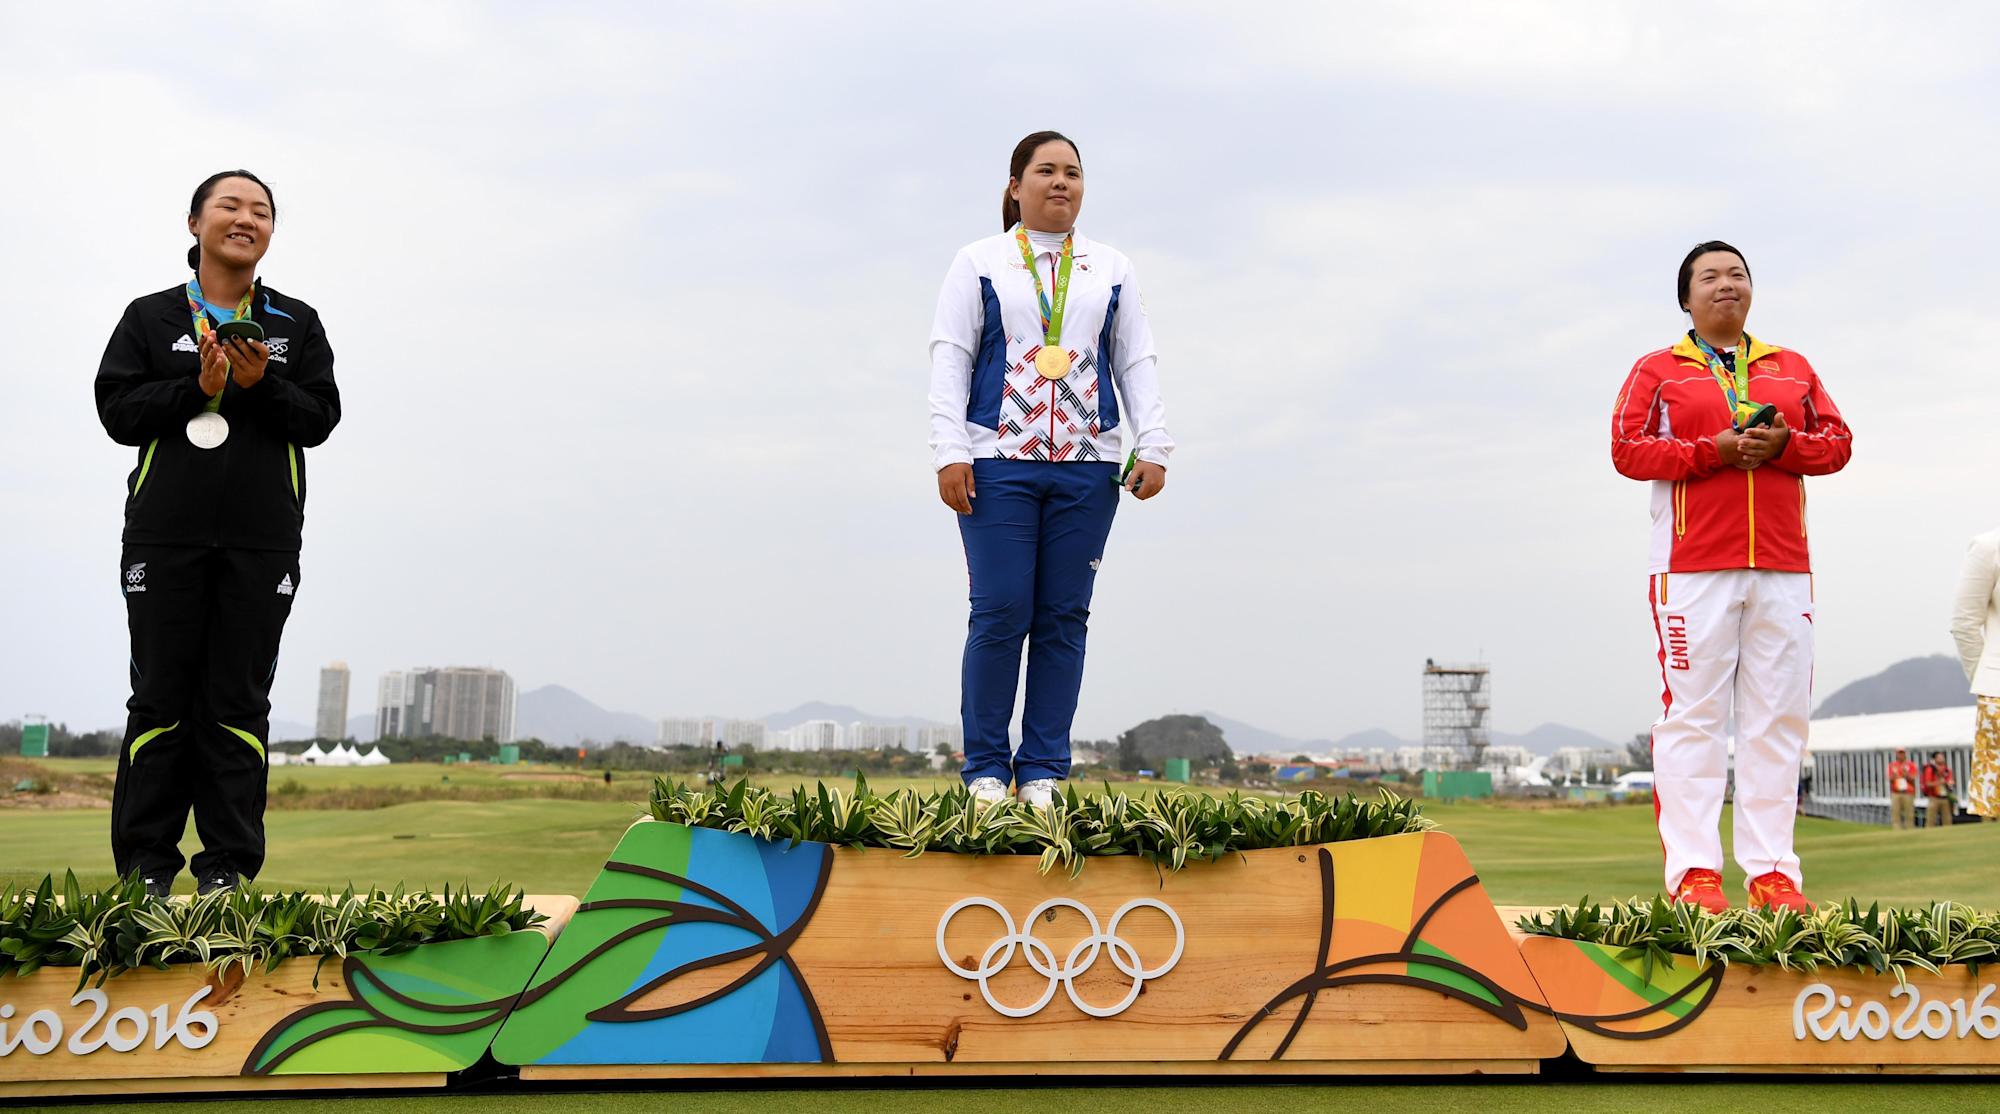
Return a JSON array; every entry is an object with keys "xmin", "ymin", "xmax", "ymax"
[{"xmin": 929, "ymin": 230, "xmax": 1171, "ymax": 470}]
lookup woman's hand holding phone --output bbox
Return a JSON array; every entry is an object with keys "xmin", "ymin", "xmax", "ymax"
[
  {"xmin": 1126, "ymin": 461, "xmax": 1166, "ymax": 500},
  {"xmin": 223, "ymin": 336, "xmax": 271, "ymax": 389}
]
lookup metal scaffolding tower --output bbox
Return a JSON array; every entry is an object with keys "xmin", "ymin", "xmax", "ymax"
[{"xmin": 1422, "ymin": 659, "xmax": 1491, "ymax": 770}]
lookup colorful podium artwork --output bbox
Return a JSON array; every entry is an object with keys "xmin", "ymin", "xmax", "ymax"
[
  {"xmin": 494, "ymin": 820, "xmax": 1566, "ymax": 1078},
  {"xmin": 0, "ymin": 897, "xmax": 573, "ymax": 1099},
  {"xmin": 1518, "ymin": 936, "xmax": 2000, "ymax": 1072}
]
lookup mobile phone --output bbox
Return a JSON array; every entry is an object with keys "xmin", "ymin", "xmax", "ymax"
[{"xmin": 215, "ymin": 319, "xmax": 266, "ymax": 344}]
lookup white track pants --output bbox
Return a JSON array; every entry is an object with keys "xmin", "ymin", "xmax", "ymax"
[{"xmin": 1649, "ymin": 570, "xmax": 1813, "ymax": 894}]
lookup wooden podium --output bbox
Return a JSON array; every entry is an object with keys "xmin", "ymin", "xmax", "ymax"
[{"xmin": 493, "ymin": 820, "xmax": 1565, "ymax": 1078}]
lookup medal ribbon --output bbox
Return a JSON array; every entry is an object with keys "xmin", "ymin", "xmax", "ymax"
[
  {"xmin": 186, "ymin": 275, "xmax": 254, "ymax": 412},
  {"xmin": 1691, "ymin": 331, "xmax": 1754, "ymax": 430},
  {"xmin": 1013, "ymin": 226, "xmax": 1074, "ymax": 348}
]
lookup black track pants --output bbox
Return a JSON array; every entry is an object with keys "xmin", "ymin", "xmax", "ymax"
[{"xmin": 112, "ymin": 545, "xmax": 299, "ymax": 882}]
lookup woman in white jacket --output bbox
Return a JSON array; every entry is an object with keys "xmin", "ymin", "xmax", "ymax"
[
  {"xmin": 1949, "ymin": 527, "xmax": 2000, "ymax": 817},
  {"xmin": 928, "ymin": 131, "xmax": 1173, "ymax": 808}
]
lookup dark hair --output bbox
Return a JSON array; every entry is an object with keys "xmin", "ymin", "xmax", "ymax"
[
  {"xmin": 187, "ymin": 169, "xmax": 276, "ymax": 269},
  {"xmin": 1676, "ymin": 240, "xmax": 1749, "ymax": 310},
  {"xmin": 1002, "ymin": 131, "xmax": 1081, "ymax": 230}
]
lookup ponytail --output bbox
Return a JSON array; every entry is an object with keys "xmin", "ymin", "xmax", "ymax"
[{"xmin": 1002, "ymin": 130, "xmax": 1079, "ymax": 230}]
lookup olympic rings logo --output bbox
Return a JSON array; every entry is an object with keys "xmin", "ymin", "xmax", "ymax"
[{"xmin": 935, "ymin": 897, "xmax": 1185, "ymax": 1018}]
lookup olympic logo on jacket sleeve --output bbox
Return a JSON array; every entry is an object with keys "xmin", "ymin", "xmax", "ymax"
[{"xmin": 934, "ymin": 897, "xmax": 1185, "ymax": 1018}]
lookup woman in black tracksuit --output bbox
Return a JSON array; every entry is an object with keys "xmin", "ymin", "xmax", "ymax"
[{"xmin": 94, "ymin": 170, "xmax": 340, "ymax": 896}]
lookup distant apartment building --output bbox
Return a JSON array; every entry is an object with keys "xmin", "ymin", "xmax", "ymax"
[
  {"xmin": 315, "ymin": 663, "xmax": 351, "ymax": 740},
  {"xmin": 719, "ymin": 719, "xmax": 764, "ymax": 748},
  {"xmin": 846, "ymin": 722, "xmax": 910, "ymax": 751},
  {"xmin": 431, "ymin": 668, "xmax": 517, "ymax": 743},
  {"xmin": 658, "ymin": 717, "xmax": 767, "ymax": 748},
  {"xmin": 1549, "ymin": 745, "xmax": 1623, "ymax": 779},
  {"xmin": 376, "ymin": 667, "xmax": 517, "ymax": 742},
  {"xmin": 658, "ymin": 717, "xmax": 714, "ymax": 747},
  {"xmin": 915, "ymin": 725, "xmax": 964, "ymax": 753},
  {"xmin": 789, "ymin": 720, "xmax": 842, "ymax": 752},
  {"xmin": 377, "ymin": 671, "xmax": 419, "ymax": 739}
]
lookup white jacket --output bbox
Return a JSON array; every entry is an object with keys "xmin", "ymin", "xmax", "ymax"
[
  {"xmin": 928, "ymin": 228, "xmax": 1173, "ymax": 471},
  {"xmin": 1950, "ymin": 527, "xmax": 2000, "ymax": 697}
]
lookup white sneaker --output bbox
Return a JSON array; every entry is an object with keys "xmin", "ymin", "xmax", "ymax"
[
  {"xmin": 968, "ymin": 776, "xmax": 1008, "ymax": 804},
  {"xmin": 1016, "ymin": 778, "xmax": 1058, "ymax": 809}
]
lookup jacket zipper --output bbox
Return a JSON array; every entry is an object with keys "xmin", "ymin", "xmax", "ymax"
[{"xmin": 1746, "ymin": 468, "xmax": 1757, "ymax": 568}]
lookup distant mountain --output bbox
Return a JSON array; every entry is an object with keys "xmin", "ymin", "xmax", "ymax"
[
  {"xmin": 1492, "ymin": 723, "xmax": 1620, "ymax": 756},
  {"xmin": 1199, "ymin": 715, "xmax": 1615, "ymax": 758},
  {"xmin": 1200, "ymin": 711, "xmax": 1335, "ymax": 755},
  {"xmin": 760, "ymin": 702, "xmax": 949, "ymax": 732},
  {"xmin": 1815, "ymin": 655, "xmax": 1975, "ymax": 718},
  {"xmin": 348, "ymin": 713, "xmax": 377, "ymax": 743},
  {"xmin": 269, "ymin": 719, "xmax": 315, "ymax": 743},
  {"xmin": 1330, "ymin": 727, "xmax": 1418, "ymax": 752},
  {"xmin": 516, "ymin": 685, "xmax": 657, "ymax": 746}
]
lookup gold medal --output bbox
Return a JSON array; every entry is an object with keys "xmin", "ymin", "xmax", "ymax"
[{"xmin": 1035, "ymin": 345, "xmax": 1071, "ymax": 380}]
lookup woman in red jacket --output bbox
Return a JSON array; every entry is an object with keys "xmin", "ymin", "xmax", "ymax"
[{"xmin": 1610, "ymin": 241, "xmax": 1853, "ymax": 914}]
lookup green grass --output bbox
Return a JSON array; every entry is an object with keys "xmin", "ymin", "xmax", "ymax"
[
  {"xmin": 1419, "ymin": 801, "xmax": 2000, "ymax": 908},
  {"xmin": 2, "ymin": 767, "xmax": 1995, "ymax": 906},
  {"xmin": 33, "ymin": 1082, "xmax": 1996, "ymax": 1113}
]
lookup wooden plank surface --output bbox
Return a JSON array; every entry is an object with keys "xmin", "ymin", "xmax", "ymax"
[
  {"xmin": 0, "ymin": 1071, "xmax": 443, "ymax": 1099},
  {"xmin": 520, "ymin": 1059, "xmax": 1541, "ymax": 1080},
  {"xmin": 798, "ymin": 835, "xmax": 1563, "ymax": 1064}
]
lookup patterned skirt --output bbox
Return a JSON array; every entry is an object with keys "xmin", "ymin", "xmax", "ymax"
[{"xmin": 1975, "ymin": 696, "xmax": 2000, "ymax": 817}]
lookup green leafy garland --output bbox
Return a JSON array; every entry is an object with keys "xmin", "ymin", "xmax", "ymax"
[
  {"xmin": 1519, "ymin": 897, "xmax": 2000, "ymax": 983},
  {"xmin": 647, "ymin": 776, "xmax": 1432, "ymax": 876},
  {"xmin": 0, "ymin": 873, "xmax": 543, "ymax": 987}
]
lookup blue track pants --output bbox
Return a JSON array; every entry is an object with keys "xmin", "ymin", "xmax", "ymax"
[{"xmin": 956, "ymin": 459, "xmax": 1119, "ymax": 786}]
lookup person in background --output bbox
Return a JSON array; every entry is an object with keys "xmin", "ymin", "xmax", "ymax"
[
  {"xmin": 1949, "ymin": 525, "xmax": 2000, "ymax": 819},
  {"xmin": 1921, "ymin": 751, "xmax": 1956, "ymax": 828},
  {"xmin": 1886, "ymin": 747, "xmax": 1920, "ymax": 830}
]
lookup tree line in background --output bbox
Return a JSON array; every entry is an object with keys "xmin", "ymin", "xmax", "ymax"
[{"xmin": 0, "ymin": 721, "xmax": 121, "ymax": 758}]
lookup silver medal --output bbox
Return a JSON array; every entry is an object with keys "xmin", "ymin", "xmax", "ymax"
[{"xmin": 186, "ymin": 412, "xmax": 229, "ymax": 450}]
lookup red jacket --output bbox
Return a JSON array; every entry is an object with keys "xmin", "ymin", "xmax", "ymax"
[
  {"xmin": 1922, "ymin": 764, "xmax": 1955, "ymax": 799},
  {"xmin": 1612, "ymin": 333, "xmax": 1853, "ymax": 573},
  {"xmin": 1887, "ymin": 760, "xmax": 1920, "ymax": 795}
]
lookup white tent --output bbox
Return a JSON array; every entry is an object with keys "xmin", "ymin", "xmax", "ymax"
[
  {"xmin": 299, "ymin": 742, "xmax": 328, "ymax": 765},
  {"xmin": 323, "ymin": 744, "xmax": 359, "ymax": 767},
  {"xmin": 1805, "ymin": 706, "xmax": 1976, "ymax": 822},
  {"xmin": 358, "ymin": 746, "xmax": 392, "ymax": 766}
]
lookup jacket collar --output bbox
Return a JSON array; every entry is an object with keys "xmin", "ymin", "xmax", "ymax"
[
  {"xmin": 1672, "ymin": 330, "xmax": 1782, "ymax": 365},
  {"xmin": 1011, "ymin": 224, "xmax": 1090, "ymax": 259},
  {"xmin": 154, "ymin": 277, "xmax": 265, "ymax": 329}
]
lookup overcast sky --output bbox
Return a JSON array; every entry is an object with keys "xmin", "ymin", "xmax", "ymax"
[{"xmin": 4, "ymin": 2, "xmax": 1998, "ymax": 745}]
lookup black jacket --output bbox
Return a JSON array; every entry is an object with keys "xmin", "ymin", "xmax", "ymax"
[{"xmin": 95, "ymin": 282, "xmax": 340, "ymax": 551}]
